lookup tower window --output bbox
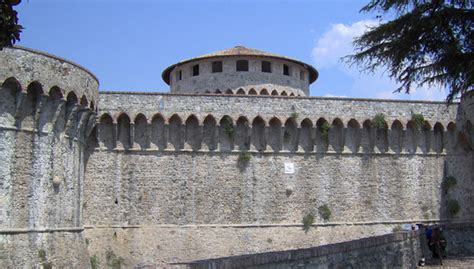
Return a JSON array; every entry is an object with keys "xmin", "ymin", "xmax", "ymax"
[
  {"xmin": 261, "ymin": 61, "xmax": 271, "ymax": 73},
  {"xmin": 212, "ymin": 61, "xmax": 223, "ymax": 73},
  {"xmin": 283, "ymin": 64, "xmax": 290, "ymax": 76},
  {"xmin": 177, "ymin": 70, "xmax": 182, "ymax": 81},
  {"xmin": 236, "ymin": 60, "xmax": 249, "ymax": 72},
  {"xmin": 192, "ymin": 64, "xmax": 199, "ymax": 76},
  {"xmin": 300, "ymin": 70, "xmax": 305, "ymax": 80}
]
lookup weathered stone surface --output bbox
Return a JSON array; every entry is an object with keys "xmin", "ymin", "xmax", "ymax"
[{"xmin": 0, "ymin": 46, "xmax": 473, "ymax": 268}]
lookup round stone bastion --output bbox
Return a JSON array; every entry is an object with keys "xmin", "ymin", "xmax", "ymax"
[{"xmin": 162, "ymin": 46, "xmax": 318, "ymax": 96}]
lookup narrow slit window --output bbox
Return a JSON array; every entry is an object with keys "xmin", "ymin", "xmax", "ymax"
[
  {"xmin": 177, "ymin": 70, "xmax": 182, "ymax": 81},
  {"xmin": 262, "ymin": 61, "xmax": 271, "ymax": 73},
  {"xmin": 236, "ymin": 60, "xmax": 249, "ymax": 71},
  {"xmin": 300, "ymin": 70, "xmax": 305, "ymax": 80},
  {"xmin": 283, "ymin": 64, "xmax": 290, "ymax": 76},
  {"xmin": 192, "ymin": 64, "xmax": 199, "ymax": 76},
  {"xmin": 212, "ymin": 61, "xmax": 223, "ymax": 73}
]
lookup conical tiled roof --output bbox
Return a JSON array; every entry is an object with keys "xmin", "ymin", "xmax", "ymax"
[{"xmin": 162, "ymin": 46, "xmax": 318, "ymax": 84}]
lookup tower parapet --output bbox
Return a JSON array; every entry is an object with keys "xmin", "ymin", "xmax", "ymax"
[
  {"xmin": 0, "ymin": 46, "xmax": 99, "ymax": 267},
  {"xmin": 162, "ymin": 46, "xmax": 318, "ymax": 96}
]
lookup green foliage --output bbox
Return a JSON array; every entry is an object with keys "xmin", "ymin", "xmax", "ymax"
[
  {"xmin": 0, "ymin": 0, "xmax": 23, "ymax": 50},
  {"xmin": 372, "ymin": 113, "xmax": 387, "ymax": 129},
  {"xmin": 347, "ymin": 0, "xmax": 474, "ymax": 102},
  {"xmin": 411, "ymin": 113, "xmax": 428, "ymax": 130},
  {"xmin": 318, "ymin": 204, "xmax": 331, "ymax": 221},
  {"xmin": 392, "ymin": 226, "xmax": 402, "ymax": 232},
  {"xmin": 106, "ymin": 250, "xmax": 125, "ymax": 269},
  {"xmin": 38, "ymin": 249, "xmax": 52, "ymax": 269},
  {"xmin": 90, "ymin": 255, "xmax": 99, "ymax": 269},
  {"xmin": 237, "ymin": 151, "xmax": 251, "ymax": 171},
  {"xmin": 38, "ymin": 249, "xmax": 46, "ymax": 261},
  {"xmin": 290, "ymin": 112, "xmax": 299, "ymax": 121},
  {"xmin": 221, "ymin": 116, "xmax": 234, "ymax": 138},
  {"xmin": 319, "ymin": 122, "xmax": 332, "ymax": 140},
  {"xmin": 443, "ymin": 176, "xmax": 457, "ymax": 191},
  {"xmin": 447, "ymin": 199, "xmax": 460, "ymax": 217},
  {"xmin": 302, "ymin": 213, "xmax": 314, "ymax": 233}
]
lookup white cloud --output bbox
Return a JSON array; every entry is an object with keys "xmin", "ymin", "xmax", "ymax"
[
  {"xmin": 311, "ymin": 20, "xmax": 447, "ymax": 101},
  {"xmin": 312, "ymin": 20, "xmax": 378, "ymax": 69}
]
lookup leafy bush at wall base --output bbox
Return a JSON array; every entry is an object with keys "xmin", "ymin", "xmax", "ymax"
[
  {"xmin": 318, "ymin": 204, "xmax": 331, "ymax": 221},
  {"xmin": 447, "ymin": 199, "xmax": 460, "ymax": 217},
  {"xmin": 302, "ymin": 213, "xmax": 315, "ymax": 233}
]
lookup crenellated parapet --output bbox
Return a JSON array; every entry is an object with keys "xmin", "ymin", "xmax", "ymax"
[
  {"xmin": 0, "ymin": 47, "xmax": 99, "ymax": 268},
  {"xmin": 96, "ymin": 92, "xmax": 464, "ymax": 155},
  {"xmin": 0, "ymin": 46, "xmax": 99, "ymax": 142}
]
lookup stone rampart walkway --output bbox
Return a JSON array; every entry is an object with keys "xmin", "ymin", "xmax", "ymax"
[{"xmin": 420, "ymin": 256, "xmax": 474, "ymax": 268}]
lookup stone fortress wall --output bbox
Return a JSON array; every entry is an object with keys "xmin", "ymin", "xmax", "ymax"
[
  {"xmin": 0, "ymin": 47, "xmax": 99, "ymax": 268},
  {"xmin": 80, "ymin": 92, "xmax": 473, "ymax": 266},
  {"xmin": 0, "ymin": 46, "xmax": 473, "ymax": 268}
]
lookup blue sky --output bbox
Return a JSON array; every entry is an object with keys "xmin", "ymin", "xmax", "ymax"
[{"xmin": 15, "ymin": 0, "xmax": 446, "ymax": 100}]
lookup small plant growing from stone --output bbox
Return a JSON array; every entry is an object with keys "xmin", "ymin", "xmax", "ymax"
[
  {"xmin": 447, "ymin": 199, "xmax": 460, "ymax": 217},
  {"xmin": 90, "ymin": 255, "xmax": 99, "ymax": 269},
  {"xmin": 318, "ymin": 204, "xmax": 331, "ymax": 221},
  {"xmin": 106, "ymin": 249, "xmax": 125, "ymax": 269},
  {"xmin": 443, "ymin": 176, "xmax": 457, "ymax": 192},
  {"xmin": 237, "ymin": 151, "xmax": 252, "ymax": 171},
  {"xmin": 392, "ymin": 226, "xmax": 403, "ymax": 232},
  {"xmin": 221, "ymin": 116, "xmax": 234, "ymax": 138},
  {"xmin": 302, "ymin": 213, "xmax": 314, "ymax": 233},
  {"xmin": 38, "ymin": 249, "xmax": 52, "ymax": 269},
  {"xmin": 319, "ymin": 122, "xmax": 332, "ymax": 140},
  {"xmin": 290, "ymin": 112, "xmax": 299, "ymax": 121},
  {"xmin": 411, "ymin": 113, "xmax": 428, "ymax": 130},
  {"xmin": 372, "ymin": 113, "xmax": 387, "ymax": 129}
]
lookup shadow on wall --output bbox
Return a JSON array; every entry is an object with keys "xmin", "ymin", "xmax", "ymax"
[{"xmin": 441, "ymin": 91, "xmax": 474, "ymax": 222}]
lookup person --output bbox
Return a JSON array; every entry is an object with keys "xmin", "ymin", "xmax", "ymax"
[{"xmin": 429, "ymin": 227, "xmax": 447, "ymax": 260}]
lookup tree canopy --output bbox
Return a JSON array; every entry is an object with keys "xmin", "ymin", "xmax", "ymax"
[
  {"xmin": 348, "ymin": 0, "xmax": 474, "ymax": 102},
  {"xmin": 0, "ymin": 0, "xmax": 22, "ymax": 50}
]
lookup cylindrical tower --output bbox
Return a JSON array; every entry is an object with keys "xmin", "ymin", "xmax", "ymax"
[
  {"xmin": 0, "ymin": 46, "xmax": 99, "ymax": 268},
  {"xmin": 162, "ymin": 46, "xmax": 318, "ymax": 96}
]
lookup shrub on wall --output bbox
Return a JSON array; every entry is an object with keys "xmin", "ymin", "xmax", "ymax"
[
  {"xmin": 443, "ymin": 176, "xmax": 457, "ymax": 192},
  {"xmin": 237, "ymin": 151, "xmax": 252, "ymax": 171},
  {"xmin": 447, "ymin": 199, "xmax": 460, "ymax": 217},
  {"xmin": 90, "ymin": 255, "xmax": 99, "ymax": 269},
  {"xmin": 318, "ymin": 204, "xmax": 331, "ymax": 221},
  {"xmin": 290, "ymin": 112, "xmax": 299, "ymax": 121},
  {"xmin": 372, "ymin": 113, "xmax": 387, "ymax": 129},
  {"xmin": 302, "ymin": 213, "xmax": 314, "ymax": 233},
  {"xmin": 320, "ymin": 122, "xmax": 332, "ymax": 140},
  {"xmin": 221, "ymin": 116, "xmax": 234, "ymax": 138},
  {"xmin": 411, "ymin": 113, "xmax": 428, "ymax": 130}
]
